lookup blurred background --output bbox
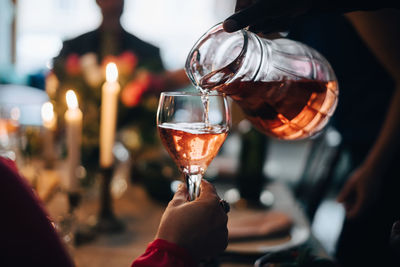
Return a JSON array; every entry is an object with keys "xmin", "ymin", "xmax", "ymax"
[
  {"xmin": 0, "ymin": 0, "xmax": 234, "ymax": 79},
  {"xmin": 0, "ymin": 0, "xmax": 347, "ymax": 260}
]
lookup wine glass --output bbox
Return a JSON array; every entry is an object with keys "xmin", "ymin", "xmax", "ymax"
[
  {"xmin": 0, "ymin": 104, "xmax": 21, "ymax": 162},
  {"xmin": 157, "ymin": 92, "xmax": 230, "ymax": 200}
]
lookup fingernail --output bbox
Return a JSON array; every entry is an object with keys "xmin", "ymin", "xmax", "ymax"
[{"xmin": 223, "ymin": 19, "xmax": 238, "ymax": 32}]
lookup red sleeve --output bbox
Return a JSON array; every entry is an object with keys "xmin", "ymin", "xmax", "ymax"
[{"xmin": 131, "ymin": 239, "xmax": 197, "ymax": 267}]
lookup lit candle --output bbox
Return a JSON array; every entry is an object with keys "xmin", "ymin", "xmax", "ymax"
[
  {"xmin": 65, "ymin": 90, "xmax": 82, "ymax": 191},
  {"xmin": 41, "ymin": 102, "xmax": 57, "ymax": 167},
  {"xmin": 100, "ymin": 63, "xmax": 120, "ymax": 168}
]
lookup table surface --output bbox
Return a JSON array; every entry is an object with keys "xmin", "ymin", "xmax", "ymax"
[
  {"xmin": 1, "ymin": 83, "xmax": 328, "ymax": 266},
  {"xmin": 44, "ymin": 174, "xmax": 325, "ymax": 267}
]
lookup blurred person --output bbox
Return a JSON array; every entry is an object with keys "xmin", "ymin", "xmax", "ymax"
[
  {"xmin": 52, "ymin": 0, "xmax": 188, "ymax": 109},
  {"xmin": 223, "ymin": 3, "xmax": 400, "ymax": 266},
  {"xmin": 50, "ymin": 0, "xmax": 189, "ymax": 193},
  {"xmin": 0, "ymin": 156, "xmax": 228, "ymax": 267},
  {"xmin": 53, "ymin": 0, "xmax": 187, "ymax": 93}
]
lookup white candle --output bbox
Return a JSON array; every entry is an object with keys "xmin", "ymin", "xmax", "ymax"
[
  {"xmin": 41, "ymin": 102, "xmax": 57, "ymax": 167},
  {"xmin": 100, "ymin": 63, "xmax": 120, "ymax": 168},
  {"xmin": 65, "ymin": 90, "xmax": 82, "ymax": 191}
]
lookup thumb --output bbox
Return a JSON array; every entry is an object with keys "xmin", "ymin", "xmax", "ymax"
[
  {"xmin": 170, "ymin": 183, "xmax": 188, "ymax": 206},
  {"xmin": 198, "ymin": 179, "xmax": 218, "ymax": 199},
  {"xmin": 223, "ymin": 4, "xmax": 262, "ymax": 32}
]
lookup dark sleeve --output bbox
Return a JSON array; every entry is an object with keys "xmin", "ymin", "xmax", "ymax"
[
  {"xmin": 308, "ymin": 6, "xmax": 398, "ymax": 15},
  {"xmin": 52, "ymin": 31, "xmax": 98, "ymax": 79},
  {"xmin": 136, "ymin": 45, "xmax": 165, "ymax": 73},
  {"xmin": 131, "ymin": 239, "xmax": 197, "ymax": 267},
  {"xmin": 0, "ymin": 157, "xmax": 74, "ymax": 267},
  {"xmin": 52, "ymin": 39, "xmax": 74, "ymax": 80},
  {"xmin": 125, "ymin": 33, "xmax": 165, "ymax": 72},
  {"xmin": 56, "ymin": 39, "xmax": 75, "ymax": 59},
  {"xmin": 149, "ymin": 47, "xmax": 165, "ymax": 72}
]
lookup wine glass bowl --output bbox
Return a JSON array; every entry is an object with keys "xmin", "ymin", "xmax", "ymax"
[{"xmin": 157, "ymin": 92, "xmax": 230, "ymax": 200}]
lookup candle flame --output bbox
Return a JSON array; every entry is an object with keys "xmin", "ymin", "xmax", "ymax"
[
  {"xmin": 41, "ymin": 102, "xmax": 54, "ymax": 122},
  {"xmin": 66, "ymin": 90, "xmax": 79, "ymax": 109},
  {"xmin": 106, "ymin": 62, "xmax": 118, "ymax": 82}
]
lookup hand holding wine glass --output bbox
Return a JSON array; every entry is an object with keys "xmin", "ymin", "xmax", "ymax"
[
  {"xmin": 156, "ymin": 180, "xmax": 228, "ymax": 260},
  {"xmin": 157, "ymin": 92, "xmax": 230, "ymax": 200}
]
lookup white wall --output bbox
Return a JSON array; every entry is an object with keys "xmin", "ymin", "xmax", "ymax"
[
  {"xmin": 16, "ymin": 0, "xmax": 101, "ymax": 74},
  {"xmin": 0, "ymin": 0, "xmax": 14, "ymax": 67}
]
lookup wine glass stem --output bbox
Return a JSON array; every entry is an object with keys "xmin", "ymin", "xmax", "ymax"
[{"xmin": 184, "ymin": 173, "xmax": 202, "ymax": 201}]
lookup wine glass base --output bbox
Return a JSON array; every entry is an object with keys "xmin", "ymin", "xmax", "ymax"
[
  {"xmin": 74, "ymin": 225, "xmax": 97, "ymax": 246},
  {"xmin": 96, "ymin": 167, "xmax": 125, "ymax": 234}
]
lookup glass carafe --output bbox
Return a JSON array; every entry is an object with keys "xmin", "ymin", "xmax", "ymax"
[{"xmin": 185, "ymin": 23, "xmax": 338, "ymax": 140}]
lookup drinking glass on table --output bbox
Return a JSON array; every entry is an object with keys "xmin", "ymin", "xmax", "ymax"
[
  {"xmin": 0, "ymin": 104, "xmax": 20, "ymax": 162},
  {"xmin": 157, "ymin": 92, "xmax": 230, "ymax": 200}
]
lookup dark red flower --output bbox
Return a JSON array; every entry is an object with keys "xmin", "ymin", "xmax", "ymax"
[
  {"xmin": 121, "ymin": 70, "xmax": 153, "ymax": 107},
  {"xmin": 118, "ymin": 51, "xmax": 138, "ymax": 76},
  {"xmin": 65, "ymin": 53, "xmax": 81, "ymax": 76}
]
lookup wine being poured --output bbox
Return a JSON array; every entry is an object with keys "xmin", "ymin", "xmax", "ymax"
[
  {"xmin": 186, "ymin": 23, "xmax": 339, "ymax": 140},
  {"xmin": 200, "ymin": 68, "xmax": 338, "ymax": 139}
]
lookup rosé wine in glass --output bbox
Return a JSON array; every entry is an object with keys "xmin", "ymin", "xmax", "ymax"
[{"xmin": 157, "ymin": 92, "xmax": 230, "ymax": 200}]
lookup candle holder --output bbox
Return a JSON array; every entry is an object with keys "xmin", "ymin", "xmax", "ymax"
[
  {"xmin": 57, "ymin": 191, "xmax": 79, "ymax": 248},
  {"xmin": 95, "ymin": 167, "xmax": 125, "ymax": 233},
  {"xmin": 67, "ymin": 191, "xmax": 81, "ymax": 213},
  {"xmin": 58, "ymin": 191, "xmax": 88, "ymax": 247},
  {"xmin": 63, "ymin": 191, "xmax": 97, "ymax": 246},
  {"xmin": 235, "ymin": 127, "xmax": 272, "ymax": 209}
]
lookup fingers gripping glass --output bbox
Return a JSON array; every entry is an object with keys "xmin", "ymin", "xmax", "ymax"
[{"xmin": 157, "ymin": 92, "xmax": 230, "ymax": 200}]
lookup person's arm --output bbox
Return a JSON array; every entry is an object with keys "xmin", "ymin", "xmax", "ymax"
[
  {"xmin": 132, "ymin": 180, "xmax": 228, "ymax": 266},
  {"xmin": 337, "ymin": 9, "xmax": 400, "ymax": 218},
  {"xmin": 222, "ymin": 1, "xmax": 389, "ymax": 34},
  {"xmin": 0, "ymin": 157, "xmax": 74, "ymax": 267}
]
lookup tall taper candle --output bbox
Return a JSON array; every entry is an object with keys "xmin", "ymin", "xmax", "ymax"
[
  {"xmin": 65, "ymin": 90, "xmax": 82, "ymax": 191},
  {"xmin": 100, "ymin": 63, "xmax": 120, "ymax": 168},
  {"xmin": 41, "ymin": 101, "xmax": 57, "ymax": 168}
]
